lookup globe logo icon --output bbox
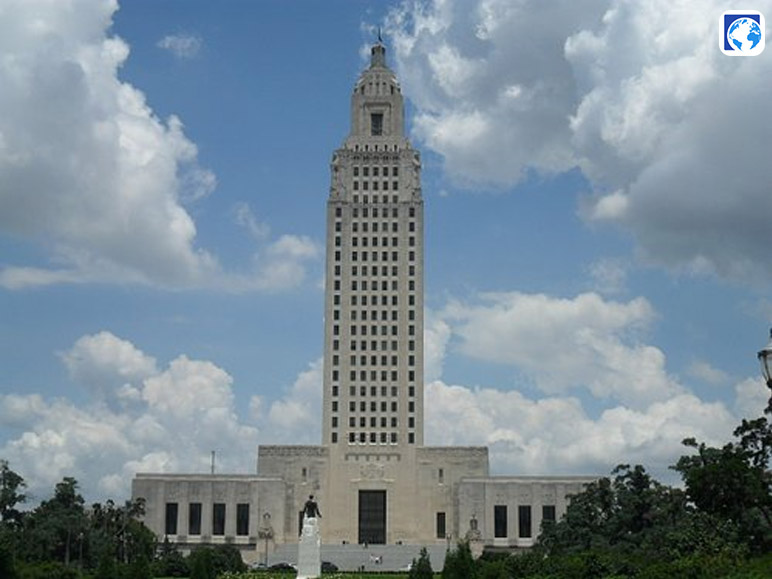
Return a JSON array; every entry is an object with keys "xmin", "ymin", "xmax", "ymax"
[{"xmin": 727, "ymin": 17, "xmax": 763, "ymax": 52}]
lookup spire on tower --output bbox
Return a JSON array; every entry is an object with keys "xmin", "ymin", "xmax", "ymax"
[{"xmin": 370, "ymin": 32, "xmax": 387, "ymax": 68}]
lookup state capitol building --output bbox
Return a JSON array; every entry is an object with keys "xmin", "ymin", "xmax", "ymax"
[{"xmin": 132, "ymin": 41, "xmax": 595, "ymax": 565}]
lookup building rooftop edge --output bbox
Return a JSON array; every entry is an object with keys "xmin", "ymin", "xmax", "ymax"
[
  {"xmin": 134, "ymin": 473, "xmax": 283, "ymax": 481},
  {"xmin": 460, "ymin": 475, "xmax": 599, "ymax": 483}
]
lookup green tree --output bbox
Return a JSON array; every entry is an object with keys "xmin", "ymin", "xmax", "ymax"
[
  {"xmin": 188, "ymin": 547, "xmax": 215, "ymax": 579},
  {"xmin": 22, "ymin": 477, "xmax": 88, "ymax": 565},
  {"xmin": 408, "ymin": 546, "xmax": 434, "ymax": 579},
  {"xmin": 0, "ymin": 460, "xmax": 26, "ymax": 527},
  {"xmin": 210, "ymin": 543, "xmax": 247, "ymax": 573},
  {"xmin": 442, "ymin": 541, "xmax": 476, "ymax": 579},
  {"xmin": 153, "ymin": 536, "xmax": 189, "ymax": 577},
  {"xmin": 88, "ymin": 497, "xmax": 154, "ymax": 569},
  {"xmin": 0, "ymin": 541, "xmax": 19, "ymax": 579},
  {"xmin": 673, "ymin": 416, "xmax": 772, "ymax": 552}
]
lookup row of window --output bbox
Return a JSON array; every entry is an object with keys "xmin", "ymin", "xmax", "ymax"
[
  {"xmin": 330, "ymin": 399, "xmax": 416, "ymax": 415},
  {"xmin": 340, "ymin": 416, "xmax": 406, "ymax": 429},
  {"xmin": 350, "ymin": 143, "xmax": 400, "ymax": 152},
  {"xmin": 342, "ymin": 236, "xmax": 416, "ymax": 247},
  {"xmin": 334, "ymin": 206, "xmax": 417, "ymax": 218},
  {"xmin": 165, "ymin": 502, "xmax": 250, "ymax": 537},
  {"xmin": 329, "ymin": 369, "xmax": 418, "ymax": 383},
  {"xmin": 347, "ymin": 310, "xmax": 402, "ymax": 322},
  {"xmin": 333, "ymin": 250, "xmax": 418, "ymax": 263},
  {"xmin": 347, "ymin": 221, "xmax": 414, "ymax": 234},
  {"xmin": 353, "ymin": 180, "xmax": 399, "ymax": 192},
  {"xmin": 346, "ymin": 149, "xmax": 402, "ymax": 160},
  {"xmin": 332, "ymin": 385, "xmax": 416, "ymax": 398},
  {"xmin": 335, "ymin": 265, "xmax": 417, "ymax": 276},
  {"xmin": 348, "ymin": 431, "xmax": 415, "ymax": 444},
  {"xmin": 331, "ymin": 354, "xmax": 417, "ymax": 366},
  {"xmin": 353, "ymin": 166, "xmax": 398, "ymax": 178},
  {"xmin": 345, "ymin": 349, "xmax": 417, "ymax": 365},
  {"xmin": 339, "ymin": 336, "xmax": 416, "ymax": 350},
  {"xmin": 345, "ymin": 400, "xmax": 417, "ymax": 413},
  {"xmin": 332, "ymin": 323, "xmax": 416, "ymax": 337},
  {"xmin": 335, "ymin": 235, "xmax": 416, "ymax": 249},
  {"xmin": 336, "ymin": 280, "xmax": 416, "ymax": 292},
  {"xmin": 493, "ymin": 505, "xmax": 556, "ymax": 539}
]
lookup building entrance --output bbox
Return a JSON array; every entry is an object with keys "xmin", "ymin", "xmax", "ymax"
[{"xmin": 358, "ymin": 490, "xmax": 386, "ymax": 544}]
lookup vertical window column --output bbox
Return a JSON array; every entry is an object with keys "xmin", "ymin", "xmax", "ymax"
[
  {"xmin": 213, "ymin": 503, "xmax": 226, "ymax": 536},
  {"xmin": 494, "ymin": 505, "xmax": 508, "ymax": 538},
  {"xmin": 188, "ymin": 502, "xmax": 202, "ymax": 535},
  {"xmin": 436, "ymin": 512, "xmax": 446, "ymax": 539},
  {"xmin": 518, "ymin": 505, "xmax": 532, "ymax": 538},
  {"xmin": 236, "ymin": 503, "xmax": 250, "ymax": 536},
  {"xmin": 164, "ymin": 502, "xmax": 178, "ymax": 535}
]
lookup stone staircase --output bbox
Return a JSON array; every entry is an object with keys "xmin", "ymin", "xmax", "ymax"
[{"xmin": 268, "ymin": 543, "xmax": 449, "ymax": 572}]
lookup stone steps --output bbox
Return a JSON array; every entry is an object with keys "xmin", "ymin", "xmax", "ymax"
[{"xmin": 268, "ymin": 542, "xmax": 449, "ymax": 573}]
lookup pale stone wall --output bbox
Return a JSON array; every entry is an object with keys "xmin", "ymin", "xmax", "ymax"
[
  {"xmin": 257, "ymin": 445, "xmax": 329, "ymax": 541},
  {"xmin": 131, "ymin": 474, "xmax": 288, "ymax": 562},
  {"xmin": 457, "ymin": 476, "xmax": 598, "ymax": 548},
  {"xmin": 416, "ymin": 447, "xmax": 489, "ymax": 541}
]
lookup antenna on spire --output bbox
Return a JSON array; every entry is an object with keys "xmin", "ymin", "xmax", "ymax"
[{"xmin": 377, "ymin": 27, "xmax": 383, "ymax": 44}]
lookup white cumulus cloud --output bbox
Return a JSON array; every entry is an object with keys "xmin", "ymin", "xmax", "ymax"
[
  {"xmin": 424, "ymin": 380, "xmax": 737, "ymax": 482},
  {"xmin": 0, "ymin": 332, "xmax": 260, "ymax": 502},
  {"xmin": 442, "ymin": 291, "xmax": 678, "ymax": 407},
  {"xmin": 388, "ymin": 0, "xmax": 772, "ymax": 283},
  {"xmin": 0, "ymin": 0, "xmax": 320, "ymax": 293},
  {"xmin": 0, "ymin": 0, "xmax": 218, "ymax": 288}
]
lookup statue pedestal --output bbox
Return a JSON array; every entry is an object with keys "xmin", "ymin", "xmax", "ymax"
[{"xmin": 297, "ymin": 517, "xmax": 321, "ymax": 579}]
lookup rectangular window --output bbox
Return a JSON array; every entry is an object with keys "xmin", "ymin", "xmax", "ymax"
[
  {"xmin": 237, "ymin": 503, "xmax": 250, "ymax": 536},
  {"xmin": 518, "ymin": 505, "xmax": 532, "ymax": 538},
  {"xmin": 542, "ymin": 505, "xmax": 556, "ymax": 525},
  {"xmin": 436, "ymin": 512, "xmax": 446, "ymax": 539},
  {"xmin": 494, "ymin": 505, "xmax": 508, "ymax": 538},
  {"xmin": 213, "ymin": 503, "xmax": 226, "ymax": 536},
  {"xmin": 371, "ymin": 113, "xmax": 384, "ymax": 136},
  {"xmin": 165, "ymin": 502, "xmax": 178, "ymax": 535},
  {"xmin": 189, "ymin": 502, "xmax": 202, "ymax": 535}
]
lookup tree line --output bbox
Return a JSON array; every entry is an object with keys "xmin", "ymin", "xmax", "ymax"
[{"xmin": 0, "ymin": 468, "xmax": 244, "ymax": 579}]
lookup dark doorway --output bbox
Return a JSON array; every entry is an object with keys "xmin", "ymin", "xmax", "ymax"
[{"xmin": 358, "ymin": 490, "xmax": 386, "ymax": 544}]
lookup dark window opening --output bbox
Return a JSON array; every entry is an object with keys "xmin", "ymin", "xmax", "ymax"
[
  {"xmin": 165, "ymin": 502, "xmax": 178, "ymax": 535},
  {"xmin": 236, "ymin": 503, "xmax": 250, "ymax": 536},
  {"xmin": 188, "ymin": 502, "xmax": 201, "ymax": 535},
  {"xmin": 436, "ymin": 512, "xmax": 446, "ymax": 539},
  {"xmin": 518, "ymin": 505, "xmax": 532, "ymax": 538},
  {"xmin": 494, "ymin": 505, "xmax": 507, "ymax": 538},
  {"xmin": 371, "ymin": 113, "xmax": 384, "ymax": 136},
  {"xmin": 213, "ymin": 503, "xmax": 226, "ymax": 536}
]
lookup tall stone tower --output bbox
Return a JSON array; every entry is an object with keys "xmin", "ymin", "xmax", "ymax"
[
  {"xmin": 322, "ymin": 41, "xmax": 424, "ymax": 452},
  {"xmin": 320, "ymin": 40, "xmax": 429, "ymax": 544},
  {"xmin": 255, "ymin": 41, "xmax": 486, "ymax": 548}
]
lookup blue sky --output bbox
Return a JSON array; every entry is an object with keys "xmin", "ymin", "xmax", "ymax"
[{"xmin": 1, "ymin": 0, "xmax": 771, "ymax": 503}]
